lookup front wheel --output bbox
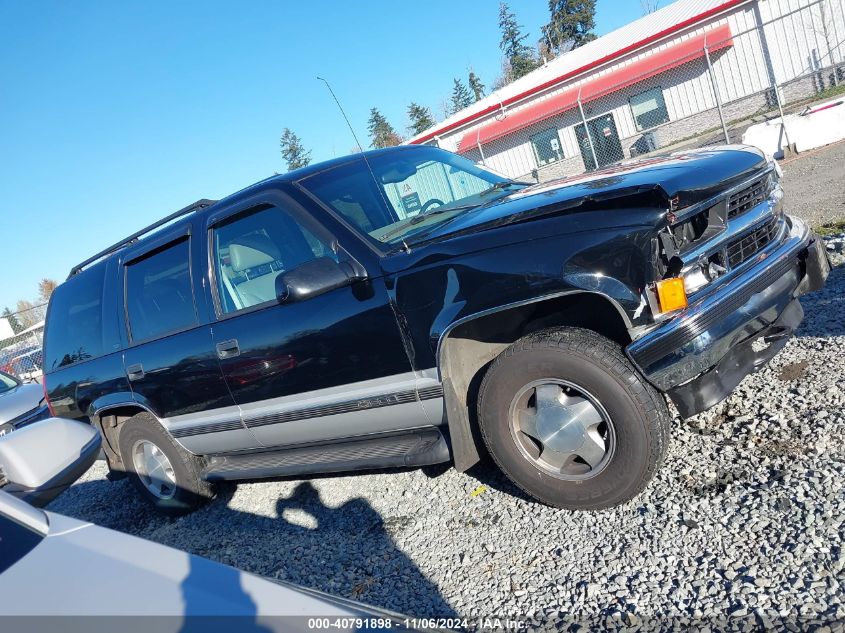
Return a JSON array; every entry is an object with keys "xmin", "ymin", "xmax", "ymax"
[
  {"xmin": 118, "ymin": 412, "xmax": 215, "ymax": 515},
  {"xmin": 477, "ymin": 327, "xmax": 670, "ymax": 510}
]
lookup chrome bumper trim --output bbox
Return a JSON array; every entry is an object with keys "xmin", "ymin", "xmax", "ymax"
[{"xmin": 629, "ymin": 215, "xmax": 813, "ymax": 372}]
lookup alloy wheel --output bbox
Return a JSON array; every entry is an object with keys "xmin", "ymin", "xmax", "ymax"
[
  {"xmin": 508, "ymin": 379, "xmax": 615, "ymax": 480},
  {"xmin": 131, "ymin": 439, "xmax": 177, "ymax": 499}
]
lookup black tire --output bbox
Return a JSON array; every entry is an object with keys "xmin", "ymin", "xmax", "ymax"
[
  {"xmin": 118, "ymin": 412, "xmax": 215, "ymax": 515},
  {"xmin": 477, "ymin": 327, "xmax": 670, "ymax": 510}
]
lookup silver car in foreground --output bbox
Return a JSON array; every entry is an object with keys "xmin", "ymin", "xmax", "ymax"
[
  {"xmin": 0, "ymin": 419, "xmax": 418, "ymax": 632},
  {"xmin": 0, "ymin": 370, "xmax": 49, "ymax": 436}
]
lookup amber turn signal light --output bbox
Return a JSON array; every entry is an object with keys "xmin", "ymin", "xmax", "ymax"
[{"xmin": 656, "ymin": 278, "xmax": 688, "ymax": 313}]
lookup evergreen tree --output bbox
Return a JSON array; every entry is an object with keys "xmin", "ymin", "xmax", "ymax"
[
  {"xmin": 450, "ymin": 78, "xmax": 473, "ymax": 114},
  {"xmin": 468, "ymin": 71, "xmax": 486, "ymax": 102},
  {"xmin": 499, "ymin": 2, "xmax": 539, "ymax": 82},
  {"xmin": 367, "ymin": 108, "xmax": 402, "ymax": 148},
  {"xmin": 279, "ymin": 128, "xmax": 312, "ymax": 171},
  {"xmin": 541, "ymin": 0, "xmax": 597, "ymax": 56},
  {"xmin": 407, "ymin": 103, "xmax": 436, "ymax": 135}
]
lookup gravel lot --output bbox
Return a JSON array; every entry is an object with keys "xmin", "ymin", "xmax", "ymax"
[
  {"xmin": 781, "ymin": 140, "xmax": 845, "ymax": 228},
  {"xmin": 48, "ymin": 149, "xmax": 845, "ymax": 630}
]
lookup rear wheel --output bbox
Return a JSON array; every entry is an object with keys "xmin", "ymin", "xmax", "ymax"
[
  {"xmin": 477, "ymin": 327, "xmax": 670, "ymax": 510},
  {"xmin": 118, "ymin": 412, "xmax": 215, "ymax": 515}
]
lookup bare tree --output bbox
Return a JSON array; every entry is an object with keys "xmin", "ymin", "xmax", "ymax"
[
  {"xmin": 492, "ymin": 58, "xmax": 515, "ymax": 91},
  {"xmin": 438, "ymin": 98, "xmax": 452, "ymax": 121},
  {"xmin": 15, "ymin": 300, "xmax": 38, "ymax": 328},
  {"xmin": 815, "ymin": 0, "xmax": 840, "ymax": 86},
  {"xmin": 38, "ymin": 278, "xmax": 58, "ymax": 303},
  {"xmin": 640, "ymin": 0, "xmax": 661, "ymax": 14}
]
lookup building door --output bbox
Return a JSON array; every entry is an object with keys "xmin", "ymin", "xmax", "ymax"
[{"xmin": 575, "ymin": 113, "xmax": 624, "ymax": 171}]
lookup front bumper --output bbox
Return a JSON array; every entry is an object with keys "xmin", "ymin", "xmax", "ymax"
[{"xmin": 627, "ymin": 215, "xmax": 830, "ymax": 418}]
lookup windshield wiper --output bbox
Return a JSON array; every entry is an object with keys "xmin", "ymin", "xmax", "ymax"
[
  {"xmin": 379, "ymin": 205, "xmax": 475, "ymax": 242},
  {"xmin": 380, "ymin": 182, "xmax": 531, "ymax": 245},
  {"xmin": 478, "ymin": 180, "xmax": 532, "ymax": 197}
]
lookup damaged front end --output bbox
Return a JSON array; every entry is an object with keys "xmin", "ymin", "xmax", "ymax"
[
  {"xmin": 646, "ymin": 165, "xmax": 783, "ymax": 317},
  {"xmin": 627, "ymin": 161, "xmax": 830, "ymax": 418}
]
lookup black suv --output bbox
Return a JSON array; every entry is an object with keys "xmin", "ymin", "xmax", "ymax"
[{"xmin": 43, "ymin": 145, "xmax": 829, "ymax": 514}]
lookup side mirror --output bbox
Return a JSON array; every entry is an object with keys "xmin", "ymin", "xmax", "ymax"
[
  {"xmin": 276, "ymin": 257, "xmax": 365, "ymax": 304},
  {"xmin": 0, "ymin": 418, "xmax": 101, "ymax": 507}
]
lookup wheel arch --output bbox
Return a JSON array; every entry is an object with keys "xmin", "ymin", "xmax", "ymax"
[
  {"xmin": 91, "ymin": 402, "xmax": 162, "ymax": 471},
  {"xmin": 435, "ymin": 291, "xmax": 633, "ymax": 472}
]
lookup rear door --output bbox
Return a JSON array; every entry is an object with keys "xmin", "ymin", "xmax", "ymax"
[
  {"xmin": 204, "ymin": 187, "xmax": 425, "ymax": 449},
  {"xmin": 119, "ymin": 226, "xmax": 259, "ymax": 454},
  {"xmin": 43, "ymin": 258, "xmax": 132, "ymax": 426}
]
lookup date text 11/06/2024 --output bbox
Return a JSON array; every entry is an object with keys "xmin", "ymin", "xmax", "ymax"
[{"xmin": 306, "ymin": 617, "xmax": 527, "ymax": 630}]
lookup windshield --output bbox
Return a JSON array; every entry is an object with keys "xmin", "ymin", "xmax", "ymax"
[
  {"xmin": 0, "ymin": 371, "xmax": 19, "ymax": 393},
  {"xmin": 299, "ymin": 147, "xmax": 520, "ymax": 246}
]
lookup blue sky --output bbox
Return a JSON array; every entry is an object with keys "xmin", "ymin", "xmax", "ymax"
[{"xmin": 0, "ymin": 0, "xmax": 669, "ymax": 310}]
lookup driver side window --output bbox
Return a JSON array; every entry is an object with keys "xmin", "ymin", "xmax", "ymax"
[{"xmin": 212, "ymin": 205, "xmax": 337, "ymax": 315}]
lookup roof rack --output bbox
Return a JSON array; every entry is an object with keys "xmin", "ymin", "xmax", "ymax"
[{"xmin": 68, "ymin": 198, "xmax": 218, "ymax": 278}]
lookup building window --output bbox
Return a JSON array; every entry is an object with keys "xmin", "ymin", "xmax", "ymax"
[
  {"xmin": 530, "ymin": 128, "xmax": 564, "ymax": 166},
  {"xmin": 629, "ymin": 87, "xmax": 669, "ymax": 131}
]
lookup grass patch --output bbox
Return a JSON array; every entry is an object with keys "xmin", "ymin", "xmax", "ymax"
[
  {"xmin": 809, "ymin": 82, "xmax": 845, "ymax": 103},
  {"xmin": 814, "ymin": 220, "xmax": 845, "ymax": 236}
]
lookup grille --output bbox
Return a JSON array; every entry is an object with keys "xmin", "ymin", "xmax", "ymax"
[
  {"xmin": 727, "ymin": 177, "xmax": 768, "ymax": 219},
  {"xmin": 726, "ymin": 219, "xmax": 779, "ymax": 268}
]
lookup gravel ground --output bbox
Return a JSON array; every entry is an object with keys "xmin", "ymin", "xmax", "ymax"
[
  {"xmin": 780, "ymin": 140, "xmax": 845, "ymax": 228},
  {"xmin": 48, "ymin": 210, "xmax": 845, "ymax": 628}
]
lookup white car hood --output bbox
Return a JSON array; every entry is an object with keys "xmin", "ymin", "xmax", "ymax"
[
  {"xmin": 0, "ymin": 382, "xmax": 43, "ymax": 424},
  {"xmin": 0, "ymin": 512, "xmax": 403, "ymax": 631}
]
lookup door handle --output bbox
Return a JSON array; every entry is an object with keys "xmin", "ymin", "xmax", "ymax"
[
  {"xmin": 126, "ymin": 363, "xmax": 145, "ymax": 381},
  {"xmin": 216, "ymin": 339, "xmax": 240, "ymax": 359}
]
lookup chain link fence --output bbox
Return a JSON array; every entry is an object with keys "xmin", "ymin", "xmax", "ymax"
[
  {"xmin": 454, "ymin": 0, "xmax": 845, "ymax": 182},
  {"xmin": 0, "ymin": 303, "xmax": 48, "ymax": 383}
]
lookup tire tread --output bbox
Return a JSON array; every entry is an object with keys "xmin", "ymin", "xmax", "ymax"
[
  {"xmin": 477, "ymin": 327, "xmax": 671, "ymax": 510},
  {"xmin": 119, "ymin": 412, "xmax": 214, "ymax": 515}
]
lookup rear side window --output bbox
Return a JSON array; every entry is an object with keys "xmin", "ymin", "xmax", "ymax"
[
  {"xmin": 125, "ymin": 239, "xmax": 197, "ymax": 342},
  {"xmin": 44, "ymin": 266, "xmax": 105, "ymax": 370}
]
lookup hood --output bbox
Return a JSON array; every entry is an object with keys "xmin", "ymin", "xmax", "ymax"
[
  {"xmin": 0, "ymin": 381, "xmax": 43, "ymax": 423},
  {"xmin": 417, "ymin": 145, "xmax": 767, "ymax": 244}
]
